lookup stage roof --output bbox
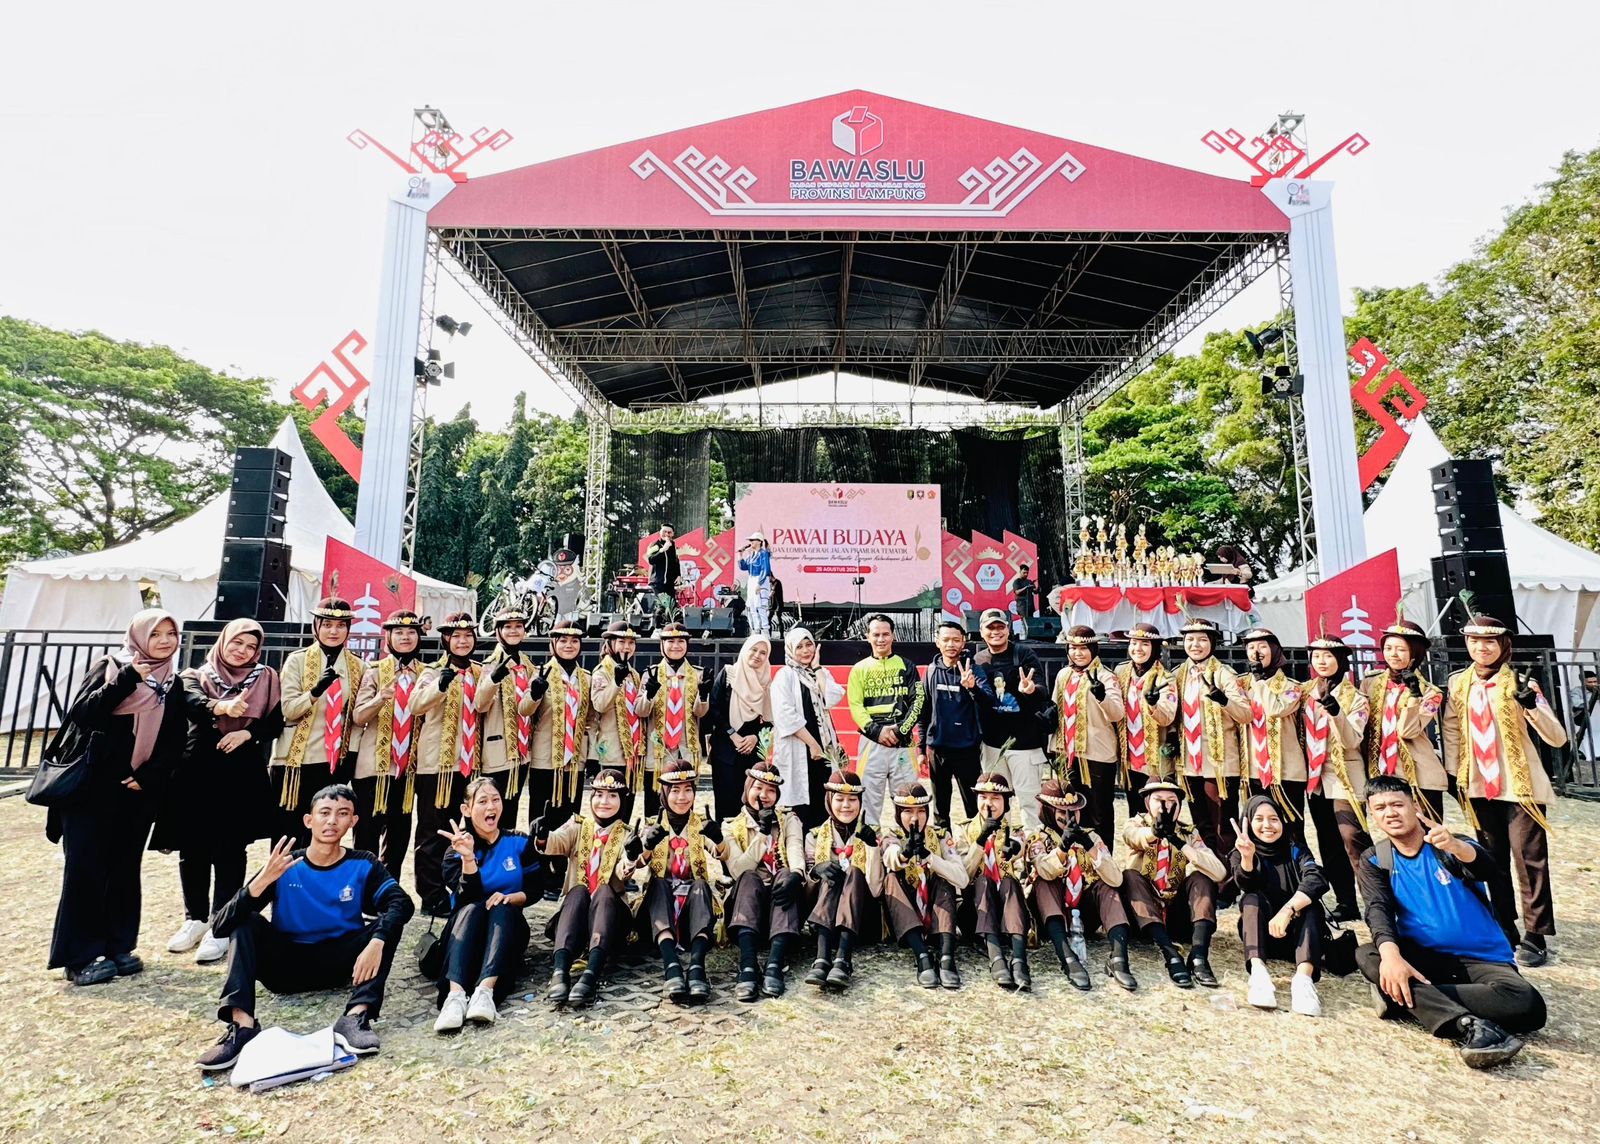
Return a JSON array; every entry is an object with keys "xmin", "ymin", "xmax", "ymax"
[{"xmin": 431, "ymin": 91, "xmax": 1290, "ymax": 410}]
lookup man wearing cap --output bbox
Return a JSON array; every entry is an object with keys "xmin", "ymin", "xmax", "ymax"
[
  {"xmin": 1168, "ymin": 617, "xmax": 1252, "ymax": 856},
  {"xmin": 1361, "ymin": 614, "xmax": 1447, "ymax": 820},
  {"xmin": 589, "ymin": 620, "xmax": 653, "ymax": 820},
  {"xmin": 846, "ymin": 614, "xmax": 924, "ymax": 828},
  {"xmin": 351, "ymin": 610, "xmax": 427, "ymax": 880},
  {"xmin": 412, "ymin": 613, "xmax": 495, "ymax": 917},
  {"xmin": 1029, "ymin": 779, "xmax": 1134, "ymax": 990},
  {"xmin": 1120, "ymin": 779, "xmax": 1226, "ymax": 988},
  {"xmin": 962, "ymin": 771, "xmax": 1034, "ymax": 990},
  {"xmin": 914, "ymin": 620, "xmax": 994, "ymax": 830},
  {"xmin": 1238, "ymin": 627, "xmax": 1308, "ymax": 831},
  {"xmin": 273, "ymin": 597, "xmax": 365, "ymax": 843},
  {"xmin": 738, "ymin": 532, "xmax": 774, "ymax": 637},
  {"xmin": 881, "ymin": 780, "xmax": 969, "ymax": 989},
  {"xmin": 718, "ymin": 761, "xmax": 807, "ymax": 1000},
  {"xmin": 970, "ymin": 607, "xmax": 1051, "ymax": 829},
  {"xmin": 643, "ymin": 621, "xmax": 710, "ymax": 797},
  {"xmin": 1050, "ymin": 626, "xmax": 1127, "ymax": 848},
  {"xmin": 1302, "ymin": 628, "xmax": 1371, "ymax": 922},
  {"xmin": 480, "ymin": 607, "xmax": 538, "ymax": 829},
  {"xmin": 803, "ymin": 768, "xmax": 884, "ymax": 991},
  {"xmin": 1113, "ymin": 622, "xmax": 1179, "ymax": 819},
  {"xmin": 1441, "ymin": 616, "xmax": 1567, "ymax": 966}
]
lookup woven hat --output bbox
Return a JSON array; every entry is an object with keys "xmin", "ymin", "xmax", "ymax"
[
  {"xmin": 590, "ymin": 768, "xmax": 628, "ymax": 793},
  {"xmin": 972, "ymin": 771, "xmax": 1014, "ymax": 797},
  {"xmin": 822, "ymin": 769, "xmax": 865, "ymax": 795},
  {"xmin": 381, "ymin": 609, "xmax": 424, "ymax": 630},
  {"xmin": 311, "ymin": 597, "xmax": 354, "ymax": 621},
  {"xmin": 890, "ymin": 781, "xmax": 933, "ymax": 808}
]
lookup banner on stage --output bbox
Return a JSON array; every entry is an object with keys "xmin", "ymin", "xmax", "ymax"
[
  {"xmin": 940, "ymin": 530, "xmax": 1038, "ymax": 624},
  {"xmin": 322, "ymin": 538, "xmax": 416, "ymax": 659},
  {"xmin": 1304, "ymin": 548, "xmax": 1401, "ymax": 670},
  {"xmin": 634, "ymin": 527, "xmax": 738, "ymax": 607},
  {"xmin": 734, "ymin": 483, "xmax": 941, "ymax": 608}
]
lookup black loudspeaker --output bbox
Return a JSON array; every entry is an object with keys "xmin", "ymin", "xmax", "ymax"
[
  {"xmin": 217, "ymin": 537, "xmax": 292, "ymax": 622},
  {"xmin": 1432, "ymin": 553, "xmax": 1516, "ymax": 632},
  {"xmin": 227, "ymin": 447, "xmax": 291, "ymax": 541},
  {"xmin": 1026, "ymin": 615, "xmax": 1062, "ymax": 641},
  {"xmin": 1438, "ymin": 521, "xmax": 1506, "ymax": 557},
  {"xmin": 702, "ymin": 607, "xmax": 734, "ymax": 637},
  {"xmin": 681, "ymin": 606, "xmax": 705, "ymax": 630},
  {"xmin": 234, "ymin": 446, "xmax": 292, "ymax": 471},
  {"xmin": 1431, "ymin": 459, "xmax": 1504, "ymax": 555}
]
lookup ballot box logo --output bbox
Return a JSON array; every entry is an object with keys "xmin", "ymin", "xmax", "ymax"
[{"xmin": 832, "ymin": 106, "xmax": 884, "ymax": 156}]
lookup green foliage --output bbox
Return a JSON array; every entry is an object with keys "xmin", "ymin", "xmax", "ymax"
[{"xmin": 0, "ymin": 317, "xmax": 280, "ymax": 566}]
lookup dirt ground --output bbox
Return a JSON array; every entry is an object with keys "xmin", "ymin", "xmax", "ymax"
[{"xmin": 0, "ymin": 793, "xmax": 1596, "ymax": 1144}]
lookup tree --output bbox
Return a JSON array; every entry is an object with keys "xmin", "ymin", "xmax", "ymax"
[
  {"xmin": 411, "ymin": 406, "xmax": 485, "ymax": 586},
  {"xmin": 0, "ymin": 317, "xmax": 280, "ymax": 566},
  {"xmin": 514, "ymin": 410, "xmax": 588, "ymax": 569}
]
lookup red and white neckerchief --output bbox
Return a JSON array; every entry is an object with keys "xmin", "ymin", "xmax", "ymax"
[
  {"xmin": 586, "ymin": 824, "xmax": 613, "ymax": 894},
  {"xmin": 322, "ymin": 670, "xmax": 344, "ymax": 771},
  {"xmin": 1379, "ymin": 679, "xmax": 1404, "ymax": 776},
  {"xmin": 982, "ymin": 830, "xmax": 1002, "ymax": 885},
  {"xmin": 389, "ymin": 666, "xmax": 416, "ymax": 779},
  {"xmin": 1125, "ymin": 672, "xmax": 1150, "ymax": 773},
  {"xmin": 663, "ymin": 670, "xmax": 686, "ymax": 751},
  {"xmin": 1181, "ymin": 670, "xmax": 1206, "ymax": 775},
  {"xmin": 456, "ymin": 669, "xmax": 478, "ymax": 777},
  {"xmin": 1059, "ymin": 671, "xmax": 1084, "ymax": 764},
  {"xmin": 912, "ymin": 859, "xmax": 931, "ymax": 928},
  {"xmin": 1248, "ymin": 683, "xmax": 1275, "ymax": 787},
  {"xmin": 510, "ymin": 662, "xmax": 532, "ymax": 762},
  {"xmin": 560, "ymin": 670, "xmax": 580, "ymax": 770},
  {"xmin": 1303, "ymin": 690, "xmax": 1330, "ymax": 795},
  {"xmin": 668, "ymin": 834, "xmax": 692, "ymax": 924},
  {"xmin": 760, "ymin": 816, "xmax": 780, "ymax": 874},
  {"xmin": 1469, "ymin": 677, "xmax": 1503, "ymax": 798},
  {"xmin": 621, "ymin": 673, "xmax": 644, "ymax": 758},
  {"xmin": 1153, "ymin": 837, "xmax": 1172, "ymax": 893},
  {"xmin": 1062, "ymin": 845, "xmax": 1085, "ymax": 908}
]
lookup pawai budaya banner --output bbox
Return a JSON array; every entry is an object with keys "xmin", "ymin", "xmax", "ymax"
[{"xmin": 734, "ymin": 483, "xmax": 941, "ymax": 609}]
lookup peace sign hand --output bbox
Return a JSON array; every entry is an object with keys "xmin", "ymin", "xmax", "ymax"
[
  {"xmin": 437, "ymin": 818, "xmax": 477, "ymax": 862},
  {"xmin": 1016, "ymin": 667, "xmax": 1037, "ymax": 695},
  {"xmin": 960, "ymin": 657, "xmax": 978, "ymax": 690},
  {"xmin": 1232, "ymin": 818, "xmax": 1255, "ymax": 865},
  {"xmin": 1513, "ymin": 671, "xmax": 1539, "ymax": 710},
  {"xmin": 250, "ymin": 837, "xmax": 300, "ymax": 896}
]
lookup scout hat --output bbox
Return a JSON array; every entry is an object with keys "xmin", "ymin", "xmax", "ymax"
[
  {"xmin": 1139, "ymin": 779, "xmax": 1185, "ymax": 803},
  {"xmin": 823, "ymin": 769, "xmax": 865, "ymax": 795},
  {"xmin": 658, "ymin": 764, "xmax": 698, "ymax": 788},
  {"xmin": 604, "ymin": 619, "xmax": 642, "ymax": 641},
  {"xmin": 1065, "ymin": 625, "xmax": 1100, "ymax": 648},
  {"xmin": 1307, "ymin": 618, "xmax": 1353, "ymax": 677},
  {"xmin": 1036, "ymin": 778, "xmax": 1086, "ymax": 813},
  {"xmin": 890, "ymin": 781, "xmax": 933, "ymax": 808},
  {"xmin": 311, "ymin": 596, "xmax": 353, "ymax": 621},
  {"xmin": 972, "ymin": 771, "xmax": 1014, "ymax": 797},
  {"xmin": 590, "ymin": 768, "xmax": 628, "ymax": 793},
  {"xmin": 745, "ymin": 761, "xmax": 783, "ymax": 786},
  {"xmin": 493, "ymin": 606, "xmax": 529, "ymax": 629},
  {"xmin": 1379, "ymin": 606, "xmax": 1431, "ymax": 652},
  {"xmin": 437, "ymin": 612, "xmax": 477, "ymax": 636},
  {"xmin": 657, "ymin": 621, "xmax": 692, "ymax": 640},
  {"xmin": 381, "ymin": 609, "xmax": 424, "ymax": 630},
  {"xmin": 549, "ymin": 619, "xmax": 585, "ymax": 638},
  {"xmin": 1461, "ymin": 613, "xmax": 1513, "ymax": 667}
]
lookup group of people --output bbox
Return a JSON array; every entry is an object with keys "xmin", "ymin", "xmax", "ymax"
[{"xmin": 43, "ymin": 598, "xmax": 1563, "ymax": 1073}]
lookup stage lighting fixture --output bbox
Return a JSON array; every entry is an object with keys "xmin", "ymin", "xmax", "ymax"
[
  {"xmin": 1245, "ymin": 327, "xmax": 1286, "ymax": 359},
  {"xmin": 1260, "ymin": 365, "xmax": 1303, "ymax": 398},
  {"xmin": 436, "ymin": 315, "xmax": 459, "ymax": 336}
]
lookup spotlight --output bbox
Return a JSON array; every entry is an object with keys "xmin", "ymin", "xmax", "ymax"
[
  {"xmin": 435, "ymin": 315, "xmax": 472, "ymax": 338},
  {"xmin": 1245, "ymin": 327, "xmax": 1286, "ymax": 359},
  {"xmin": 1260, "ymin": 365, "xmax": 1303, "ymax": 398}
]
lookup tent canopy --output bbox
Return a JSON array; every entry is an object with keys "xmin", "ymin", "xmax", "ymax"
[
  {"xmin": 430, "ymin": 90, "xmax": 1288, "ymax": 410},
  {"xmin": 0, "ymin": 418, "xmax": 475, "ymax": 632},
  {"xmin": 1255, "ymin": 416, "xmax": 1600, "ymax": 647}
]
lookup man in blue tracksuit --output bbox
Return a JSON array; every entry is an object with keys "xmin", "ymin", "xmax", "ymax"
[
  {"xmin": 198, "ymin": 784, "xmax": 415, "ymax": 1070},
  {"xmin": 915, "ymin": 621, "xmax": 995, "ymax": 830}
]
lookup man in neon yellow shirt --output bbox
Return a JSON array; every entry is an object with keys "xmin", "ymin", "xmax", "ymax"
[{"xmin": 847, "ymin": 615, "xmax": 924, "ymax": 826}]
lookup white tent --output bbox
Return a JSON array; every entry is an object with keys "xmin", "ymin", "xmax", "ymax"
[
  {"xmin": 0, "ymin": 418, "xmax": 475, "ymax": 632},
  {"xmin": 1255, "ymin": 416, "xmax": 1600, "ymax": 649}
]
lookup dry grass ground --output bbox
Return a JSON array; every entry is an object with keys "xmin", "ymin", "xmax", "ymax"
[{"xmin": 0, "ymin": 793, "xmax": 1596, "ymax": 1143}]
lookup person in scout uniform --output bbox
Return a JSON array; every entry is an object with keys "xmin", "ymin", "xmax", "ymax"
[
  {"xmin": 1028, "ymin": 779, "xmax": 1134, "ymax": 991},
  {"xmin": 961, "ymin": 771, "xmax": 1034, "ymax": 991},
  {"xmin": 803, "ymin": 768, "xmax": 884, "ymax": 991},
  {"xmin": 1113, "ymin": 622, "xmax": 1178, "ymax": 819},
  {"xmin": 1119, "ymin": 779, "xmax": 1227, "ymax": 988},
  {"xmin": 479, "ymin": 605, "xmax": 539, "ymax": 829},
  {"xmin": 272, "ymin": 597, "xmax": 364, "ymax": 843},
  {"xmin": 1441, "ymin": 615, "xmax": 1567, "ymax": 967},
  {"xmin": 1167, "ymin": 616, "xmax": 1252, "ymax": 857},
  {"xmin": 534, "ymin": 767, "xmax": 640, "ymax": 1008},
  {"xmin": 1361, "ymin": 613, "xmax": 1448, "ymax": 821},
  {"xmin": 351, "ymin": 609, "xmax": 427, "ymax": 881},
  {"xmin": 718, "ymin": 760, "xmax": 807, "ymax": 1000},
  {"xmin": 410, "ymin": 613, "xmax": 496, "ymax": 917},
  {"xmin": 517, "ymin": 619, "xmax": 595, "ymax": 900},
  {"xmin": 633, "ymin": 765, "xmax": 725, "ymax": 1003},
  {"xmin": 589, "ymin": 620, "xmax": 653, "ymax": 821},
  {"xmin": 1237, "ymin": 627, "xmax": 1308, "ymax": 831},
  {"xmin": 642, "ymin": 621, "xmax": 711, "ymax": 806},
  {"xmin": 1049, "ymin": 626, "xmax": 1127, "ymax": 849},
  {"xmin": 880, "ymin": 780, "xmax": 969, "ymax": 989},
  {"xmin": 1301, "ymin": 627, "xmax": 1371, "ymax": 923}
]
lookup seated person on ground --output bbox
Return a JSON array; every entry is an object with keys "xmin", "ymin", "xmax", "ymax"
[{"xmin": 1230, "ymin": 794, "xmax": 1328, "ymax": 1016}]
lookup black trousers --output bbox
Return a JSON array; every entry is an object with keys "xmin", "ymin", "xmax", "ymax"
[
  {"xmin": 1238, "ymin": 892, "xmax": 1323, "ymax": 978},
  {"xmin": 710, "ymin": 741, "xmax": 752, "ymax": 821},
  {"xmin": 49, "ymin": 789, "xmax": 155, "ymax": 970},
  {"xmin": 926, "ymin": 744, "xmax": 980, "ymax": 829},
  {"xmin": 413, "ymin": 772, "xmax": 468, "ymax": 915},
  {"xmin": 1306, "ymin": 794, "xmax": 1367, "ymax": 913},
  {"xmin": 622, "ymin": 781, "xmax": 662, "ymax": 827},
  {"xmin": 1356, "ymin": 939, "xmax": 1546, "ymax": 1036},
  {"xmin": 439, "ymin": 901, "xmax": 530, "ymax": 1004},
  {"xmin": 218, "ymin": 913, "xmax": 398, "ymax": 1021},
  {"xmin": 523, "ymin": 769, "xmax": 569, "ymax": 895},
  {"xmin": 180, "ymin": 847, "xmax": 247, "ymax": 924},
  {"xmin": 552, "ymin": 884, "xmax": 630, "ymax": 956},
  {"xmin": 351, "ymin": 776, "xmax": 413, "ymax": 883},
  {"xmin": 1072, "ymin": 760, "xmax": 1120, "ymax": 853},
  {"xmin": 1472, "ymin": 798, "xmax": 1555, "ymax": 942}
]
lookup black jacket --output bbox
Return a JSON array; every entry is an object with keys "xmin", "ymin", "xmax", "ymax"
[
  {"xmin": 916, "ymin": 659, "xmax": 993, "ymax": 751},
  {"xmin": 970, "ymin": 642, "xmax": 1052, "ymax": 751},
  {"xmin": 646, "ymin": 538, "xmax": 681, "ymax": 590}
]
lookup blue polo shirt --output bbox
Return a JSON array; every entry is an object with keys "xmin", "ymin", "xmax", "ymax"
[
  {"xmin": 476, "ymin": 833, "xmax": 537, "ymax": 898},
  {"xmin": 1378, "ymin": 843, "xmax": 1513, "ymax": 964},
  {"xmin": 271, "ymin": 852, "xmax": 395, "ymax": 944}
]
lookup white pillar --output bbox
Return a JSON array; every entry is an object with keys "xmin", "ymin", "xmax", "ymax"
[
  {"xmin": 1261, "ymin": 180, "xmax": 1367, "ymax": 580},
  {"xmin": 354, "ymin": 175, "xmax": 455, "ymax": 567}
]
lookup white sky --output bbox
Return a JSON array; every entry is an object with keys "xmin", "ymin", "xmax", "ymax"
[{"xmin": 4, "ymin": 0, "xmax": 1598, "ymax": 428}]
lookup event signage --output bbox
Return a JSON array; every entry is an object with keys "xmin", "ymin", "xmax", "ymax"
[
  {"xmin": 1348, "ymin": 337, "xmax": 1429, "ymax": 491},
  {"xmin": 940, "ymin": 530, "xmax": 1038, "ymax": 624},
  {"xmin": 1303, "ymin": 548, "xmax": 1402, "ymax": 671},
  {"xmin": 734, "ymin": 483, "xmax": 941, "ymax": 609},
  {"xmin": 291, "ymin": 330, "xmax": 369, "ymax": 482},
  {"xmin": 322, "ymin": 538, "xmax": 417, "ymax": 659}
]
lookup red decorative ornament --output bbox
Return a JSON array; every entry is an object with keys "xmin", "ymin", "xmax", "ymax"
[
  {"xmin": 1200, "ymin": 128, "xmax": 1368, "ymax": 187},
  {"xmin": 1348, "ymin": 337, "xmax": 1428, "ymax": 491},
  {"xmin": 347, "ymin": 125, "xmax": 513, "ymax": 179},
  {"xmin": 291, "ymin": 330, "xmax": 369, "ymax": 481}
]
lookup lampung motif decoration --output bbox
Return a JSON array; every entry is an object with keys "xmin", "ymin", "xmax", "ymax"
[
  {"xmin": 290, "ymin": 330, "xmax": 369, "ymax": 481},
  {"xmin": 1348, "ymin": 336, "xmax": 1428, "ymax": 491},
  {"xmin": 347, "ymin": 125, "xmax": 513, "ymax": 177},
  {"xmin": 1200, "ymin": 128, "xmax": 1368, "ymax": 187}
]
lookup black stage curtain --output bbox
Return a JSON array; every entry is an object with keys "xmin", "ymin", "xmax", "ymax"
[{"xmin": 606, "ymin": 427, "xmax": 1068, "ymax": 594}]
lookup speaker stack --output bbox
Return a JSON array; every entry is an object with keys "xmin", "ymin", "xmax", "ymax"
[
  {"xmin": 1429, "ymin": 459, "xmax": 1516, "ymax": 632},
  {"xmin": 217, "ymin": 447, "xmax": 293, "ymax": 622}
]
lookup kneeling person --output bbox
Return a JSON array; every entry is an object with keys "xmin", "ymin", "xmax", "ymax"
[
  {"xmin": 1120, "ymin": 780, "xmax": 1226, "ymax": 989},
  {"xmin": 804, "ymin": 769, "xmax": 884, "ymax": 991},
  {"xmin": 962, "ymin": 772, "xmax": 1034, "ymax": 991},
  {"xmin": 881, "ymin": 781, "xmax": 969, "ymax": 989},
  {"xmin": 198, "ymin": 785, "xmax": 415, "ymax": 1069},
  {"xmin": 719, "ymin": 761, "xmax": 807, "ymax": 1000},
  {"xmin": 637, "ymin": 766, "xmax": 725, "ymax": 1003},
  {"xmin": 1029, "ymin": 780, "xmax": 1133, "ymax": 991}
]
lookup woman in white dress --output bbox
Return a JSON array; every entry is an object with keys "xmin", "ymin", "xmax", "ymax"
[{"xmin": 771, "ymin": 627, "xmax": 845, "ymax": 829}]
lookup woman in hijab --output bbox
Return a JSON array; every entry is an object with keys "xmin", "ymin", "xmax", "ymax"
[
  {"xmin": 771, "ymin": 627, "xmax": 845, "ymax": 829},
  {"xmin": 47, "ymin": 609, "xmax": 189, "ymax": 986},
  {"xmin": 152, "ymin": 619, "xmax": 283, "ymax": 964},
  {"xmin": 705, "ymin": 634, "xmax": 776, "ymax": 820},
  {"xmin": 1228, "ymin": 793, "xmax": 1329, "ymax": 1016}
]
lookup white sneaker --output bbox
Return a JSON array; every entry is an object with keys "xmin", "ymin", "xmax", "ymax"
[
  {"xmin": 194, "ymin": 931, "xmax": 229, "ymax": 964},
  {"xmin": 466, "ymin": 986, "xmax": 498, "ymax": 1025},
  {"xmin": 1247, "ymin": 961, "xmax": 1278, "ymax": 1010},
  {"xmin": 434, "ymin": 992, "xmax": 469, "ymax": 1033},
  {"xmin": 166, "ymin": 919, "xmax": 207, "ymax": 954},
  {"xmin": 1291, "ymin": 974, "xmax": 1322, "ymax": 1017}
]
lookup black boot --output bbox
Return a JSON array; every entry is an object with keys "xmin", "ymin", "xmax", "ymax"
[
  {"xmin": 805, "ymin": 930, "xmax": 834, "ymax": 988},
  {"xmin": 1010, "ymin": 936, "xmax": 1032, "ymax": 993},
  {"xmin": 762, "ymin": 934, "xmax": 790, "ymax": 997},
  {"xmin": 568, "ymin": 946, "xmax": 607, "ymax": 1008},
  {"xmin": 986, "ymin": 937, "xmax": 1015, "ymax": 989},
  {"xmin": 546, "ymin": 950, "xmax": 572, "ymax": 1005},
  {"xmin": 937, "ymin": 932, "xmax": 962, "ymax": 990},
  {"xmin": 1105, "ymin": 926, "xmax": 1137, "ymax": 990},
  {"xmin": 659, "ymin": 939, "xmax": 688, "ymax": 1003},
  {"xmin": 825, "ymin": 930, "xmax": 855, "ymax": 991},
  {"xmin": 1187, "ymin": 949, "xmax": 1219, "ymax": 988},
  {"xmin": 687, "ymin": 938, "xmax": 711, "ymax": 1002},
  {"xmin": 1162, "ymin": 946, "xmax": 1193, "ymax": 988},
  {"xmin": 915, "ymin": 951, "xmax": 938, "ymax": 988}
]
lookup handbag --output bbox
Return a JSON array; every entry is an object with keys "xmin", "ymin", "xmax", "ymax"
[
  {"xmin": 25, "ymin": 720, "xmax": 94, "ymax": 809},
  {"xmin": 415, "ymin": 917, "xmax": 444, "ymax": 980},
  {"xmin": 1321, "ymin": 922, "xmax": 1359, "ymax": 977}
]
